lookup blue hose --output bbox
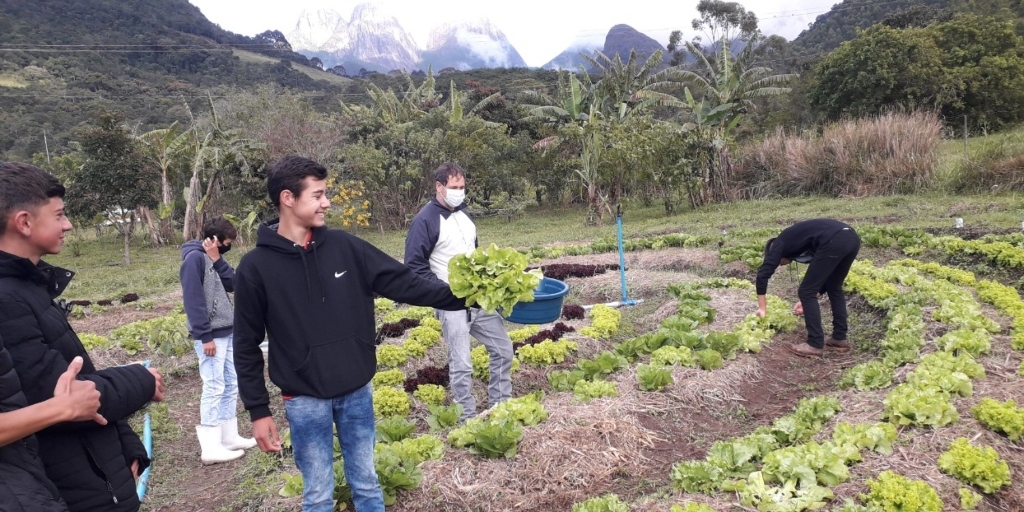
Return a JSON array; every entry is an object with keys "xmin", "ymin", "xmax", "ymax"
[
  {"xmin": 618, "ymin": 208, "xmax": 626, "ymax": 303},
  {"xmin": 136, "ymin": 361, "xmax": 153, "ymax": 501}
]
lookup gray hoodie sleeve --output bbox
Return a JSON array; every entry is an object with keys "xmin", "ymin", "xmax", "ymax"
[{"xmin": 180, "ymin": 250, "xmax": 213, "ymax": 343}]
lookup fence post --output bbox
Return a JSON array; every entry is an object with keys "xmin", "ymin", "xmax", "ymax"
[{"xmin": 963, "ymin": 115, "xmax": 968, "ymax": 152}]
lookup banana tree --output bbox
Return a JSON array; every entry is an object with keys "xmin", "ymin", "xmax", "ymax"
[
  {"xmin": 182, "ymin": 96, "xmax": 262, "ymax": 240},
  {"xmin": 138, "ymin": 121, "xmax": 191, "ymax": 243},
  {"xmin": 679, "ymin": 86, "xmax": 731, "ymax": 208},
  {"xmin": 521, "ymin": 73, "xmax": 612, "ymax": 222},
  {"xmin": 677, "ymin": 35, "xmax": 796, "ymax": 134},
  {"xmin": 444, "ymin": 80, "xmax": 503, "ymax": 127},
  {"xmin": 581, "ymin": 49, "xmax": 687, "ymax": 119}
]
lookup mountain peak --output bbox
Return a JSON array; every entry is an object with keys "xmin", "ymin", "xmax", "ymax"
[
  {"xmin": 350, "ymin": 2, "xmax": 395, "ymax": 23},
  {"xmin": 421, "ymin": 18, "xmax": 526, "ymax": 71},
  {"xmin": 290, "ymin": 9, "xmax": 348, "ymax": 52},
  {"xmin": 543, "ymin": 24, "xmax": 664, "ymax": 70},
  {"xmin": 602, "ymin": 24, "xmax": 665, "ymax": 61}
]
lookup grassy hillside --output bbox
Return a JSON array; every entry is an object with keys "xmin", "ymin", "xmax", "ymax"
[
  {"xmin": 232, "ymin": 50, "xmax": 350, "ymax": 86},
  {"xmin": 0, "ymin": 0, "xmax": 342, "ymax": 160}
]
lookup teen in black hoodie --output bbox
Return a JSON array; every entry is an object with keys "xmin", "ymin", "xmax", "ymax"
[{"xmin": 233, "ymin": 156, "xmax": 465, "ymax": 512}]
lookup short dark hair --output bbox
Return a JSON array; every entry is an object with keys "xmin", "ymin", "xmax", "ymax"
[
  {"xmin": 266, "ymin": 156, "xmax": 328, "ymax": 208},
  {"xmin": 202, "ymin": 215, "xmax": 238, "ymax": 241},
  {"xmin": 434, "ymin": 162, "xmax": 465, "ymax": 186},
  {"xmin": 764, "ymin": 237, "xmax": 776, "ymax": 260},
  {"xmin": 0, "ymin": 162, "xmax": 66, "ymax": 237}
]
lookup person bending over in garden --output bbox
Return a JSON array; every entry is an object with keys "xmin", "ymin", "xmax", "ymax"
[
  {"xmin": 0, "ymin": 162, "xmax": 164, "ymax": 512},
  {"xmin": 756, "ymin": 218, "xmax": 861, "ymax": 358},
  {"xmin": 0, "ymin": 348, "xmax": 106, "ymax": 512},
  {"xmin": 232, "ymin": 156, "xmax": 466, "ymax": 512},
  {"xmin": 404, "ymin": 162, "xmax": 514, "ymax": 423},
  {"xmin": 180, "ymin": 215, "xmax": 256, "ymax": 465}
]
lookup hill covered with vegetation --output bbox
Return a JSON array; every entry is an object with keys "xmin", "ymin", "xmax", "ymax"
[{"xmin": 0, "ymin": 0, "xmax": 347, "ymax": 159}]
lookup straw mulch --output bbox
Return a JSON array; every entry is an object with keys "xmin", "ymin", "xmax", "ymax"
[{"xmin": 393, "ymin": 382, "xmax": 665, "ymax": 512}]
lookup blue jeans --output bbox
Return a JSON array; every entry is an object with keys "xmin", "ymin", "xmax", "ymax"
[
  {"xmin": 193, "ymin": 335, "xmax": 240, "ymax": 426},
  {"xmin": 283, "ymin": 384, "xmax": 383, "ymax": 512}
]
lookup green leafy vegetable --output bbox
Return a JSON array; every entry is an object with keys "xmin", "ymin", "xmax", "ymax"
[
  {"xmin": 937, "ymin": 438, "xmax": 1012, "ymax": 494},
  {"xmin": 448, "ymin": 244, "xmax": 542, "ymax": 315}
]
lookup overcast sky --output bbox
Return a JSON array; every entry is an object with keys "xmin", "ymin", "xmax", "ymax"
[{"xmin": 188, "ymin": 0, "xmax": 835, "ymax": 66}]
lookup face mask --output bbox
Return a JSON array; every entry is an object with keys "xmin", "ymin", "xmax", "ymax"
[
  {"xmin": 444, "ymin": 188, "xmax": 465, "ymax": 208},
  {"xmin": 218, "ymin": 244, "xmax": 232, "ymax": 255}
]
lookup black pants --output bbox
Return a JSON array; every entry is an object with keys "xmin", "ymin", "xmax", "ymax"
[{"xmin": 799, "ymin": 229, "xmax": 861, "ymax": 348}]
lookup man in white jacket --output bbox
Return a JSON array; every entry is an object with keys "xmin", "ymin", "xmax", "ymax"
[{"xmin": 404, "ymin": 163, "xmax": 514, "ymax": 422}]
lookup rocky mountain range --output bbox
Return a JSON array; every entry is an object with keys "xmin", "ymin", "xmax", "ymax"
[
  {"xmin": 287, "ymin": 4, "xmax": 420, "ymax": 74},
  {"xmin": 286, "ymin": 3, "xmax": 664, "ymax": 74}
]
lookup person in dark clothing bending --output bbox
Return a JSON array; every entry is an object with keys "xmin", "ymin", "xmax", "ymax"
[
  {"xmin": 756, "ymin": 218, "xmax": 861, "ymax": 358},
  {"xmin": 0, "ymin": 162, "xmax": 164, "ymax": 511},
  {"xmin": 233, "ymin": 156, "xmax": 467, "ymax": 512}
]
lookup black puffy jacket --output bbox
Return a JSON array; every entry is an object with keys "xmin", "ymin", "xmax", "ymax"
[
  {"xmin": 0, "ymin": 251, "xmax": 155, "ymax": 512},
  {"xmin": 0, "ymin": 334, "xmax": 68, "ymax": 512}
]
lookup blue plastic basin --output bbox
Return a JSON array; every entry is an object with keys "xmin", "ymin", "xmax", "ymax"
[{"xmin": 506, "ymin": 277, "xmax": 570, "ymax": 324}]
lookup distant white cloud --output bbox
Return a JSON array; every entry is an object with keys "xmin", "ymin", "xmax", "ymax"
[{"xmin": 188, "ymin": 0, "xmax": 830, "ymax": 67}]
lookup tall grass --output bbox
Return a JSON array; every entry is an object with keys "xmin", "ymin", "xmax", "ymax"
[
  {"xmin": 939, "ymin": 128, "xmax": 1024, "ymax": 193},
  {"xmin": 735, "ymin": 112, "xmax": 943, "ymax": 197}
]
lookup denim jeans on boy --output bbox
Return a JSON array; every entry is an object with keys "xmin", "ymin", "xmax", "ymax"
[
  {"xmin": 283, "ymin": 383, "xmax": 383, "ymax": 512},
  {"xmin": 193, "ymin": 334, "xmax": 240, "ymax": 426},
  {"xmin": 438, "ymin": 308, "xmax": 513, "ymax": 422}
]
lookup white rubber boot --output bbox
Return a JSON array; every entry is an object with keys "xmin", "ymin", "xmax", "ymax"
[
  {"xmin": 220, "ymin": 418, "xmax": 258, "ymax": 450},
  {"xmin": 196, "ymin": 425, "xmax": 244, "ymax": 464}
]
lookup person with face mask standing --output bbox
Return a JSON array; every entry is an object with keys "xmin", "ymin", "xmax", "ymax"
[
  {"xmin": 180, "ymin": 216, "xmax": 257, "ymax": 464},
  {"xmin": 404, "ymin": 163, "xmax": 515, "ymax": 423}
]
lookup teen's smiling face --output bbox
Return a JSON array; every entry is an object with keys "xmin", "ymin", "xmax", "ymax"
[
  {"xmin": 291, "ymin": 176, "xmax": 330, "ymax": 228},
  {"xmin": 29, "ymin": 197, "xmax": 74, "ymax": 256}
]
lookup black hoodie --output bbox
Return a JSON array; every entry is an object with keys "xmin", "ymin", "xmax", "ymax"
[{"xmin": 233, "ymin": 221, "xmax": 466, "ymax": 421}]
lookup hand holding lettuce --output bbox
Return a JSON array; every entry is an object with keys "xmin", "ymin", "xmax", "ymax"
[{"xmin": 448, "ymin": 244, "xmax": 543, "ymax": 315}]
